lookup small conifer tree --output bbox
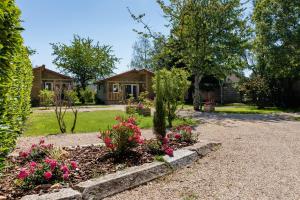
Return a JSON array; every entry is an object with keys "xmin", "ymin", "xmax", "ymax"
[{"xmin": 153, "ymin": 71, "xmax": 166, "ymax": 139}]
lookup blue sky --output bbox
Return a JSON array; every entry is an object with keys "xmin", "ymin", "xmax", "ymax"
[
  {"xmin": 17, "ymin": 0, "xmax": 252, "ymax": 75},
  {"xmin": 16, "ymin": 0, "xmax": 169, "ymax": 73}
]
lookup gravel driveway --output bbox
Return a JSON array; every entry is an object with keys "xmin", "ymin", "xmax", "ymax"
[{"xmin": 104, "ymin": 113, "xmax": 300, "ymax": 200}]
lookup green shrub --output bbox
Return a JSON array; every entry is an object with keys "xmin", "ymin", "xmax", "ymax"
[
  {"xmin": 153, "ymin": 71, "xmax": 166, "ymax": 139},
  {"xmin": 39, "ymin": 89, "xmax": 54, "ymax": 108},
  {"xmin": 99, "ymin": 116, "xmax": 144, "ymax": 157},
  {"xmin": 65, "ymin": 90, "xmax": 79, "ymax": 105},
  {"xmin": 0, "ymin": 0, "xmax": 33, "ymax": 157},
  {"xmin": 79, "ymin": 88, "xmax": 95, "ymax": 104},
  {"xmin": 153, "ymin": 68, "xmax": 190, "ymax": 127}
]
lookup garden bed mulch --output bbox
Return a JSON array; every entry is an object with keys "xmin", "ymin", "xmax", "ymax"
[{"xmin": 0, "ymin": 140, "xmax": 193, "ymax": 200}]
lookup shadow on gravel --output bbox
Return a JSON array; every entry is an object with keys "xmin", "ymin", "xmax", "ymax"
[{"xmin": 179, "ymin": 111, "xmax": 297, "ymax": 127}]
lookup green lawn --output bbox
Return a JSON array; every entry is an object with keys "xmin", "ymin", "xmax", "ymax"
[
  {"xmin": 181, "ymin": 103, "xmax": 284, "ymax": 114},
  {"xmin": 24, "ymin": 110, "xmax": 197, "ymax": 136},
  {"xmin": 215, "ymin": 105, "xmax": 283, "ymax": 114}
]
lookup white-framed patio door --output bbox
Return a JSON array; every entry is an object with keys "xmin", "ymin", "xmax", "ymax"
[{"xmin": 124, "ymin": 84, "xmax": 139, "ymax": 99}]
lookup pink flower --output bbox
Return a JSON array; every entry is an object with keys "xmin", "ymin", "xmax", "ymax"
[
  {"xmin": 164, "ymin": 147, "xmax": 174, "ymax": 157},
  {"xmin": 29, "ymin": 161, "xmax": 37, "ymax": 168},
  {"xmin": 70, "ymin": 161, "xmax": 77, "ymax": 170},
  {"xmin": 49, "ymin": 160, "xmax": 57, "ymax": 171},
  {"xmin": 137, "ymin": 137, "xmax": 144, "ymax": 144},
  {"xmin": 18, "ymin": 168, "xmax": 29, "ymax": 180},
  {"xmin": 162, "ymin": 137, "xmax": 169, "ymax": 144},
  {"xmin": 45, "ymin": 157, "xmax": 52, "ymax": 164},
  {"xmin": 175, "ymin": 133, "xmax": 182, "ymax": 139},
  {"xmin": 44, "ymin": 171, "xmax": 52, "ymax": 180},
  {"xmin": 31, "ymin": 144, "xmax": 37, "ymax": 148},
  {"xmin": 63, "ymin": 173, "xmax": 69, "ymax": 180},
  {"xmin": 60, "ymin": 165, "xmax": 69, "ymax": 174}
]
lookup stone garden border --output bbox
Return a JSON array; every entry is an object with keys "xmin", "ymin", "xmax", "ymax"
[{"xmin": 21, "ymin": 140, "xmax": 221, "ymax": 200}]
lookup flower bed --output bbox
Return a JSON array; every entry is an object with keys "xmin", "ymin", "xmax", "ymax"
[{"xmin": 0, "ymin": 118, "xmax": 197, "ymax": 199}]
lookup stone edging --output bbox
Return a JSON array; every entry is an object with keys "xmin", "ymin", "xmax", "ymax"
[{"xmin": 21, "ymin": 140, "xmax": 221, "ymax": 200}]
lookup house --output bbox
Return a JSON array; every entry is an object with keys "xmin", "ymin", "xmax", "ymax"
[
  {"xmin": 96, "ymin": 69, "xmax": 154, "ymax": 104},
  {"xmin": 31, "ymin": 65, "xmax": 73, "ymax": 106}
]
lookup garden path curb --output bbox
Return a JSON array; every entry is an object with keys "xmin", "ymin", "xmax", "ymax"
[{"xmin": 21, "ymin": 140, "xmax": 221, "ymax": 200}]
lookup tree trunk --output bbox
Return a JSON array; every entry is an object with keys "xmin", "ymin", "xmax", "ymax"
[
  {"xmin": 219, "ymin": 80, "xmax": 224, "ymax": 105},
  {"xmin": 193, "ymin": 74, "xmax": 203, "ymax": 111}
]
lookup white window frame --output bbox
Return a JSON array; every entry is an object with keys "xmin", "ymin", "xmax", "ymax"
[
  {"xmin": 44, "ymin": 82, "xmax": 53, "ymax": 91},
  {"xmin": 113, "ymin": 84, "xmax": 120, "ymax": 93}
]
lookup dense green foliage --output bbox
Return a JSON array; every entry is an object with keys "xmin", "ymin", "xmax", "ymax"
[
  {"xmin": 153, "ymin": 68, "xmax": 190, "ymax": 127},
  {"xmin": 0, "ymin": 0, "xmax": 33, "ymax": 157},
  {"xmin": 79, "ymin": 88, "xmax": 95, "ymax": 104},
  {"xmin": 238, "ymin": 75, "xmax": 271, "ymax": 108},
  {"xmin": 153, "ymin": 71, "xmax": 166, "ymax": 139},
  {"xmin": 39, "ymin": 90, "xmax": 54, "ymax": 108},
  {"xmin": 252, "ymin": 0, "xmax": 300, "ymax": 107},
  {"xmin": 51, "ymin": 35, "xmax": 119, "ymax": 91}
]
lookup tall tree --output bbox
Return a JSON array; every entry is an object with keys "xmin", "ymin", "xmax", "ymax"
[
  {"xmin": 51, "ymin": 35, "xmax": 119, "ymax": 90},
  {"xmin": 157, "ymin": 0, "xmax": 250, "ymax": 110},
  {"xmin": 253, "ymin": 0, "xmax": 300, "ymax": 107},
  {"xmin": 130, "ymin": 36, "xmax": 154, "ymax": 70}
]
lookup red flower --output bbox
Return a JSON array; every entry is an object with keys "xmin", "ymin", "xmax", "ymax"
[
  {"xmin": 18, "ymin": 168, "xmax": 29, "ymax": 180},
  {"xmin": 164, "ymin": 147, "xmax": 174, "ymax": 157},
  {"xmin": 104, "ymin": 137, "xmax": 112, "ymax": 146},
  {"xmin": 63, "ymin": 172, "xmax": 69, "ymax": 180},
  {"xmin": 175, "ymin": 133, "xmax": 181, "ymax": 139},
  {"xmin": 70, "ymin": 161, "xmax": 78, "ymax": 169},
  {"xmin": 19, "ymin": 151, "xmax": 28, "ymax": 158},
  {"xmin": 44, "ymin": 171, "xmax": 52, "ymax": 180}
]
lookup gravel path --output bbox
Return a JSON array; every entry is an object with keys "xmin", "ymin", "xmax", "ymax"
[{"xmin": 104, "ymin": 113, "xmax": 300, "ymax": 200}]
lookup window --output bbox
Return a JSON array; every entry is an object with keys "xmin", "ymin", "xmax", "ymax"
[
  {"xmin": 113, "ymin": 84, "xmax": 119, "ymax": 93},
  {"xmin": 44, "ymin": 82, "xmax": 53, "ymax": 90}
]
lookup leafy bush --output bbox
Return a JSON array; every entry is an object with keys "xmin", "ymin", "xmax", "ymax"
[
  {"xmin": 80, "ymin": 88, "xmax": 95, "ymax": 104},
  {"xmin": 65, "ymin": 90, "xmax": 79, "ymax": 105},
  {"xmin": 153, "ymin": 68, "xmax": 190, "ymax": 127},
  {"xmin": 167, "ymin": 125, "xmax": 197, "ymax": 143},
  {"xmin": 238, "ymin": 75, "xmax": 271, "ymax": 108},
  {"xmin": 17, "ymin": 158, "xmax": 78, "ymax": 189},
  {"xmin": 99, "ymin": 116, "xmax": 144, "ymax": 156},
  {"xmin": 0, "ymin": 0, "xmax": 33, "ymax": 158},
  {"xmin": 39, "ymin": 90, "xmax": 54, "ymax": 108},
  {"xmin": 16, "ymin": 140, "xmax": 78, "ymax": 189},
  {"xmin": 147, "ymin": 139, "xmax": 173, "ymax": 157}
]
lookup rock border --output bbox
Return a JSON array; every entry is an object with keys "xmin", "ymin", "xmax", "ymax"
[{"xmin": 21, "ymin": 140, "xmax": 221, "ymax": 200}]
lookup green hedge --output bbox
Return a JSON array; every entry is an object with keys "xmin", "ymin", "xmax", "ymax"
[{"xmin": 0, "ymin": 0, "xmax": 33, "ymax": 157}]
